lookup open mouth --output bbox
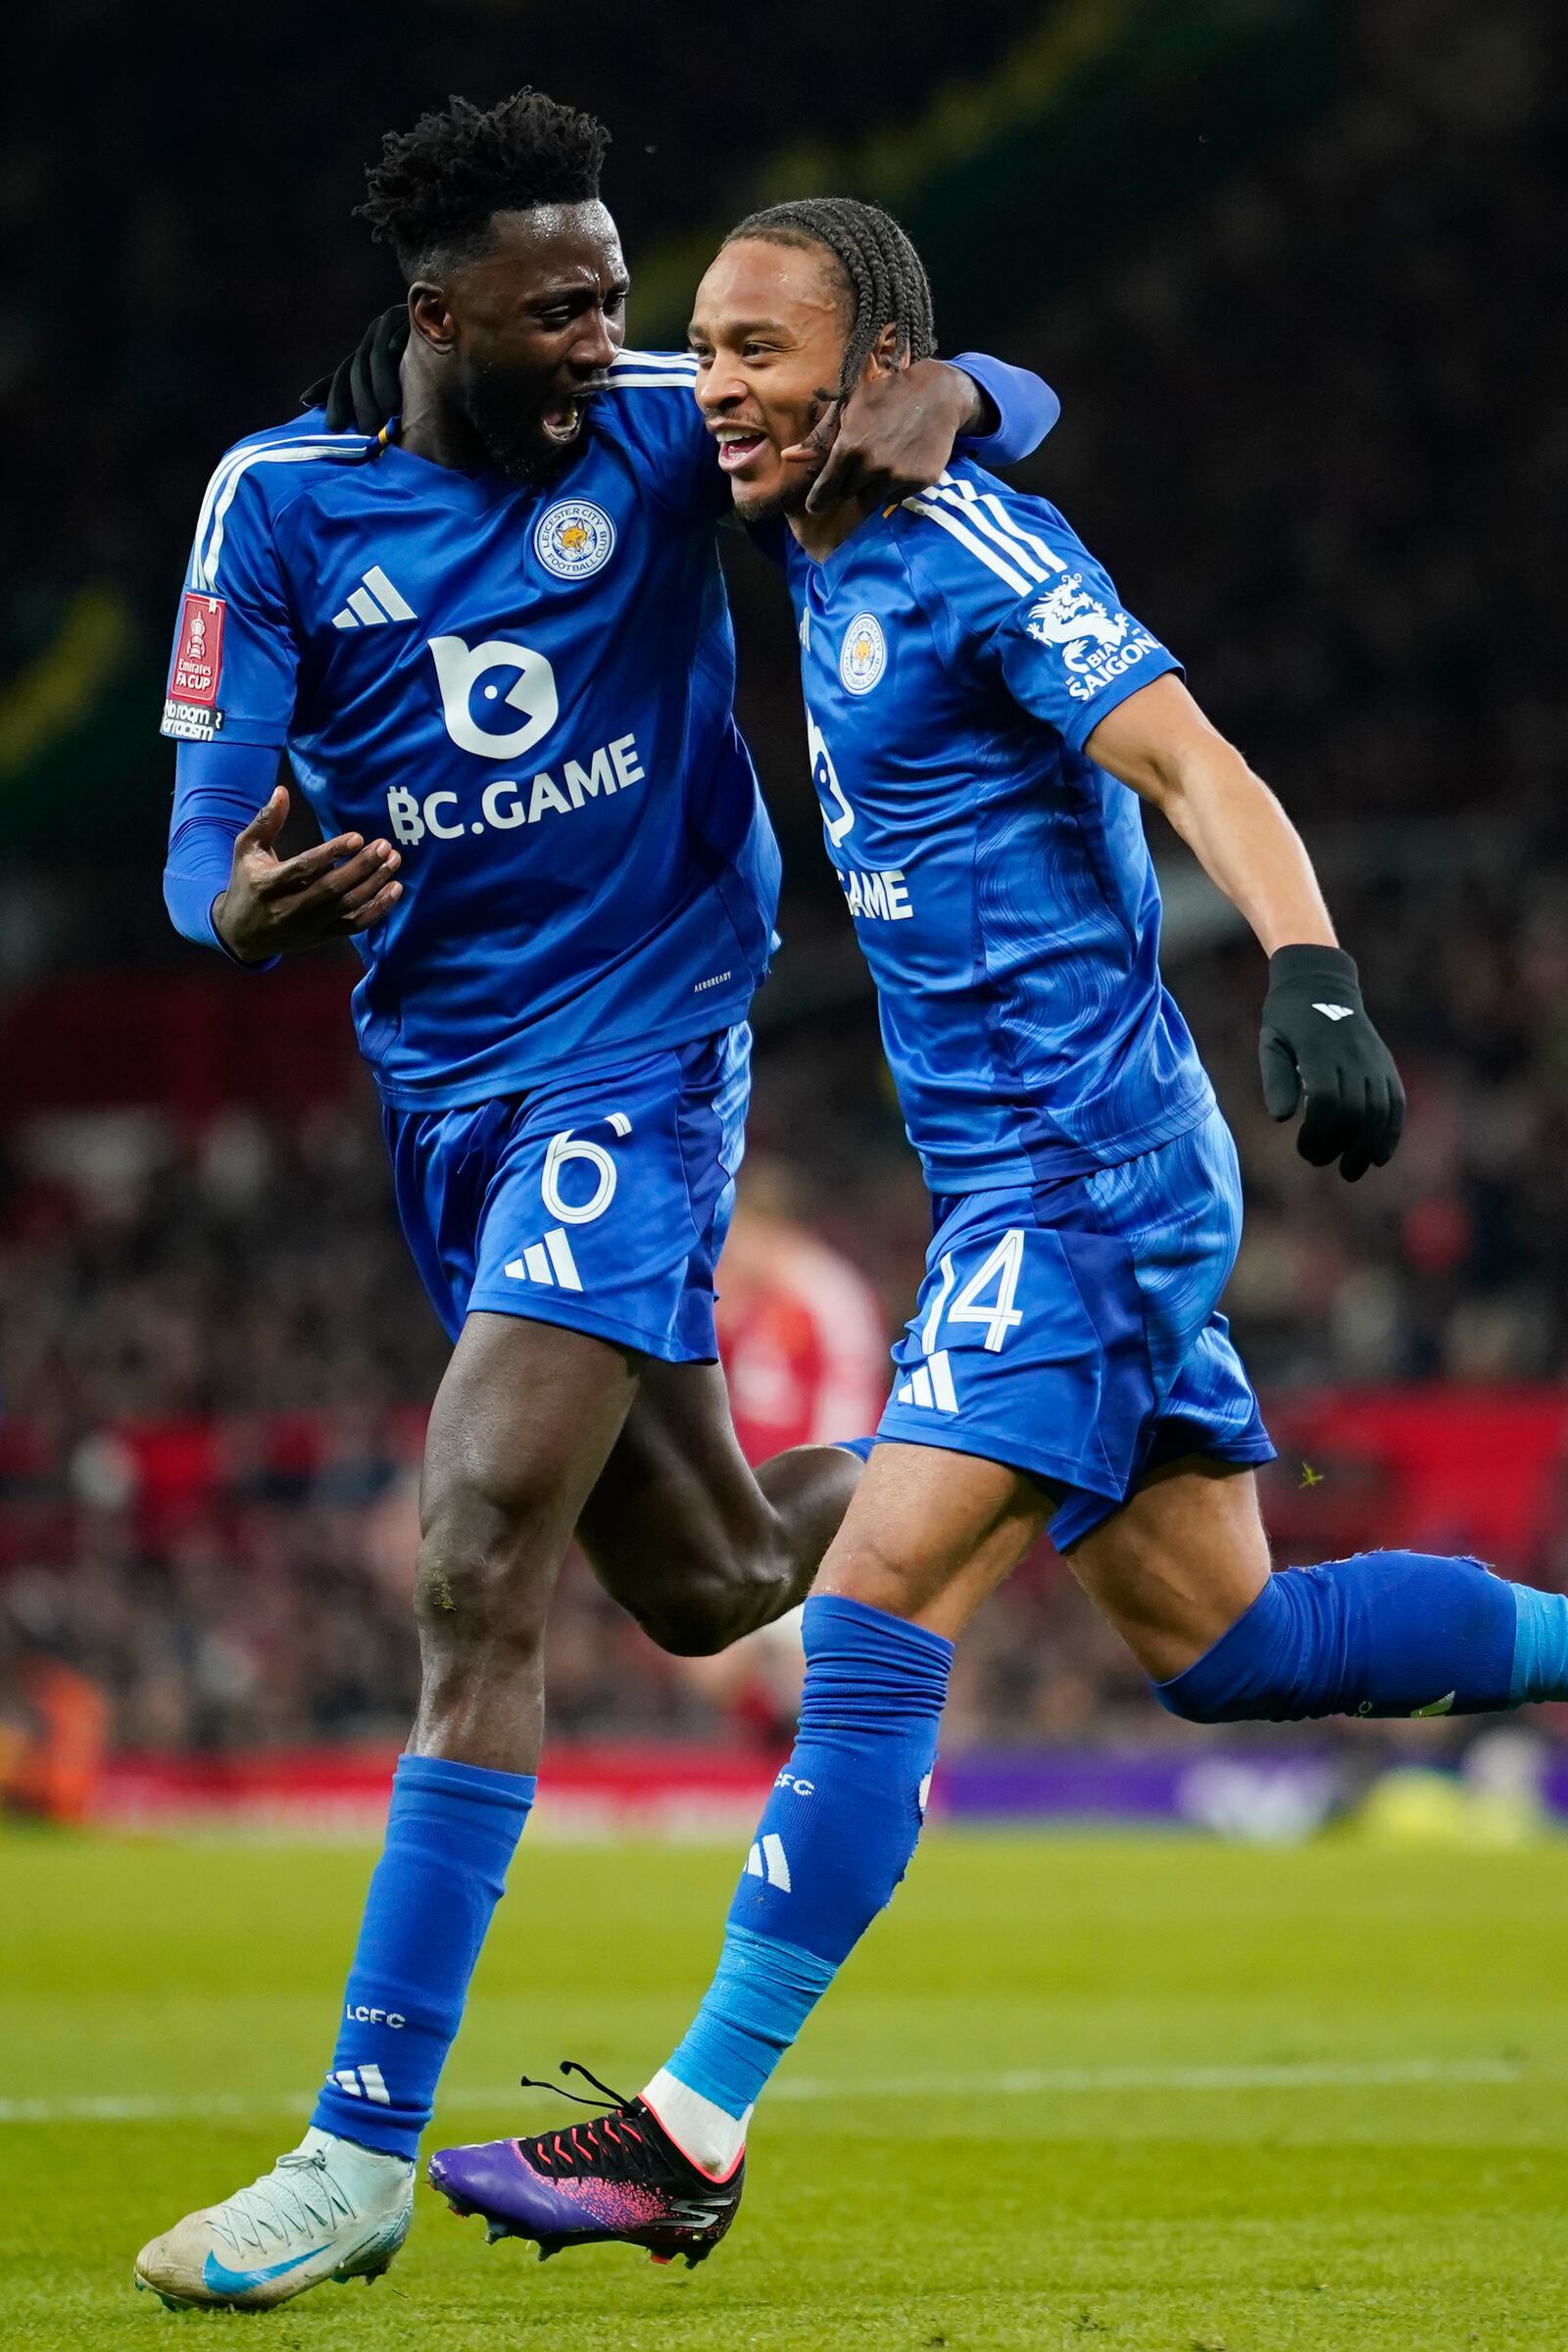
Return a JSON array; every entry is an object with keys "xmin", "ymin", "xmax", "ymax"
[
  {"xmin": 713, "ymin": 425, "xmax": 769, "ymax": 474},
  {"xmin": 540, "ymin": 384, "xmax": 608, "ymax": 444}
]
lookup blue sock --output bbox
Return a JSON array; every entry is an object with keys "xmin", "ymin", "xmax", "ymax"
[
  {"xmin": 662, "ymin": 1593, "xmax": 952, "ymax": 2123},
  {"xmin": 1155, "ymin": 1552, "xmax": 1524, "ymax": 1723},
  {"xmin": 312, "ymin": 1754, "xmax": 534, "ymax": 2159},
  {"xmin": 1509, "ymin": 1582, "xmax": 1568, "ymax": 1703}
]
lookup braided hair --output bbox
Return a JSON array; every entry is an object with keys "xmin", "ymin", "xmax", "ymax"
[{"xmin": 722, "ymin": 197, "xmax": 937, "ymax": 396}]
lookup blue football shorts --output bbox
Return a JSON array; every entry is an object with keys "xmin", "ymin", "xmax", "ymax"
[
  {"xmin": 877, "ymin": 1105, "xmax": 1275, "ymax": 1549},
  {"xmin": 383, "ymin": 1025, "xmax": 750, "ymax": 1361}
]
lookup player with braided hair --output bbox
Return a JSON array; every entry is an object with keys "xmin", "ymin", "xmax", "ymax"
[
  {"xmin": 708, "ymin": 197, "xmax": 938, "ymax": 518},
  {"xmin": 722, "ymin": 196, "xmax": 936, "ymax": 391},
  {"xmin": 421, "ymin": 196, "xmax": 1568, "ymax": 2273},
  {"xmin": 689, "ymin": 197, "xmax": 949, "ymax": 530}
]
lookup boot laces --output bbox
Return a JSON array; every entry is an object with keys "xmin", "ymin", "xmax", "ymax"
[
  {"xmin": 211, "ymin": 2147, "xmax": 359, "ymax": 2259},
  {"xmin": 515, "ymin": 2060, "xmax": 664, "ymax": 2186}
]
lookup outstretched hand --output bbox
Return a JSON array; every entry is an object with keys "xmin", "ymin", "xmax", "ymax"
[
  {"xmin": 1259, "ymin": 946, "xmax": 1405, "ymax": 1183},
  {"xmin": 790, "ymin": 359, "xmax": 982, "ymax": 516},
  {"xmin": 213, "ymin": 788, "xmax": 403, "ymax": 963}
]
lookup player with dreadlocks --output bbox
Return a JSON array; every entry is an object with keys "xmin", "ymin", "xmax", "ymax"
[
  {"xmin": 729, "ymin": 195, "xmax": 937, "ymax": 407},
  {"xmin": 133, "ymin": 110, "xmax": 1059, "ymax": 2313},
  {"xmin": 422, "ymin": 197, "xmax": 1568, "ymax": 2275}
]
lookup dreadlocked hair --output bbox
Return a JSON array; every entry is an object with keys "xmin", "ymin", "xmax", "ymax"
[
  {"xmin": 357, "ymin": 88, "xmax": 611, "ymax": 279},
  {"xmin": 723, "ymin": 197, "xmax": 937, "ymax": 396}
]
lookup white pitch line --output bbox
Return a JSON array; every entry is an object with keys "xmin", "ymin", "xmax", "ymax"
[
  {"xmin": 0, "ymin": 2057, "xmax": 1519, "ymax": 2128},
  {"xmin": 775, "ymin": 2057, "xmax": 1523, "ymax": 2098}
]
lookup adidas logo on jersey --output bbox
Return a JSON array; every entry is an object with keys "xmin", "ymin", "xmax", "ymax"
[
  {"xmin": 503, "ymin": 1228, "xmax": 583, "ymax": 1293},
  {"xmin": 331, "ymin": 565, "xmax": 417, "ymax": 630},
  {"xmin": 894, "ymin": 1350, "xmax": 959, "ymax": 1414},
  {"xmin": 745, "ymin": 1833, "xmax": 792, "ymax": 1891}
]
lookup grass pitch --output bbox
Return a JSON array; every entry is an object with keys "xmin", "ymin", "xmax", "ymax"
[{"xmin": 2, "ymin": 1826, "xmax": 1566, "ymax": 2350}]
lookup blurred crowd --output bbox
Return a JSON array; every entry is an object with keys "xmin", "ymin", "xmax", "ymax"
[
  {"xmin": 3, "ymin": 0, "xmax": 1565, "ymax": 1765},
  {"xmin": 5, "ymin": 831, "xmax": 1568, "ymax": 1759},
  {"xmin": 1023, "ymin": 0, "xmax": 1563, "ymax": 837}
]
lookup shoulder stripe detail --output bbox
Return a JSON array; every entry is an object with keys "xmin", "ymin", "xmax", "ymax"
[
  {"xmin": 612, "ymin": 348, "xmax": 699, "ymax": 371},
  {"xmin": 192, "ymin": 436, "xmax": 375, "ymax": 591},
  {"xmin": 945, "ymin": 478, "xmax": 1065, "ymax": 575},
  {"xmin": 927, "ymin": 481, "xmax": 1064, "ymax": 585},
  {"xmin": 191, "ymin": 434, "xmax": 367, "ymax": 582},
  {"xmin": 201, "ymin": 439, "xmax": 377, "ymax": 591},
  {"xmin": 189, "ymin": 440, "xmax": 296, "ymax": 588},
  {"xmin": 600, "ymin": 373, "xmax": 702, "ymax": 391},
  {"xmin": 606, "ymin": 347, "xmax": 700, "ymax": 390},
  {"xmin": 902, "ymin": 495, "xmax": 1034, "ymax": 596},
  {"xmin": 934, "ymin": 487, "xmax": 1048, "ymax": 584}
]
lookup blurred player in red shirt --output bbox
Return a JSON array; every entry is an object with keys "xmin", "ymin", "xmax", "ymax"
[{"xmin": 717, "ymin": 1157, "xmax": 889, "ymax": 1466}]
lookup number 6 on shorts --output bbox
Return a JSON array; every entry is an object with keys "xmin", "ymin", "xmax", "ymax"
[{"xmin": 541, "ymin": 1113, "xmax": 633, "ymax": 1226}]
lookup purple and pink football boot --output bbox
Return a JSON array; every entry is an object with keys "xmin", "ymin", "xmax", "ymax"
[{"xmin": 428, "ymin": 2067, "xmax": 743, "ymax": 2269}]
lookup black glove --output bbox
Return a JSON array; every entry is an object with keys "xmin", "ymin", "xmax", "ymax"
[
  {"xmin": 1258, "ymin": 944, "xmax": 1404, "ymax": 1182},
  {"xmin": 300, "ymin": 307, "xmax": 410, "ymax": 435}
]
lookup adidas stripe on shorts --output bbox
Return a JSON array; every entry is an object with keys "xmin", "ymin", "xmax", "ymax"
[
  {"xmin": 385, "ymin": 1025, "xmax": 749, "ymax": 1362},
  {"xmin": 877, "ymin": 1105, "xmax": 1274, "ymax": 1547}
]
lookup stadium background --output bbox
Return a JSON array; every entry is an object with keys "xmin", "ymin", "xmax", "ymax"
[{"xmin": 2, "ymin": 0, "xmax": 1564, "ymax": 1833}]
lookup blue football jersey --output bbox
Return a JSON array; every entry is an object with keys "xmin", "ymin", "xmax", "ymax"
[
  {"xmin": 163, "ymin": 349, "xmax": 778, "ymax": 1109},
  {"xmin": 785, "ymin": 462, "xmax": 1216, "ymax": 1194}
]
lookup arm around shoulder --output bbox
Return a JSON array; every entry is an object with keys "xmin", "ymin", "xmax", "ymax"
[{"xmin": 947, "ymin": 355, "xmax": 1061, "ymax": 468}]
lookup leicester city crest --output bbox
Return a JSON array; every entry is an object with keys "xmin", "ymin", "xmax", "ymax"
[
  {"xmin": 839, "ymin": 612, "xmax": 887, "ymax": 695},
  {"xmin": 534, "ymin": 499, "xmax": 616, "ymax": 581}
]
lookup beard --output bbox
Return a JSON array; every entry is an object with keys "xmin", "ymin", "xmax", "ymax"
[
  {"xmin": 730, "ymin": 468, "xmax": 813, "ymax": 528},
  {"xmin": 463, "ymin": 359, "xmax": 588, "ymax": 486}
]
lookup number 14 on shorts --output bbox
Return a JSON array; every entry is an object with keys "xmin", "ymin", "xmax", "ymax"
[
  {"xmin": 920, "ymin": 1230, "xmax": 1026, "ymax": 1354},
  {"xmin": 893, "ymin": 1228, "xmax": 1027, "ymax": 1415}
]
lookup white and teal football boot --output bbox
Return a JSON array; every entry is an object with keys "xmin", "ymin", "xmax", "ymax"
[{"xmin": 133, "ymin": 2128, "xmax": 414, "ymax": 2311}]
